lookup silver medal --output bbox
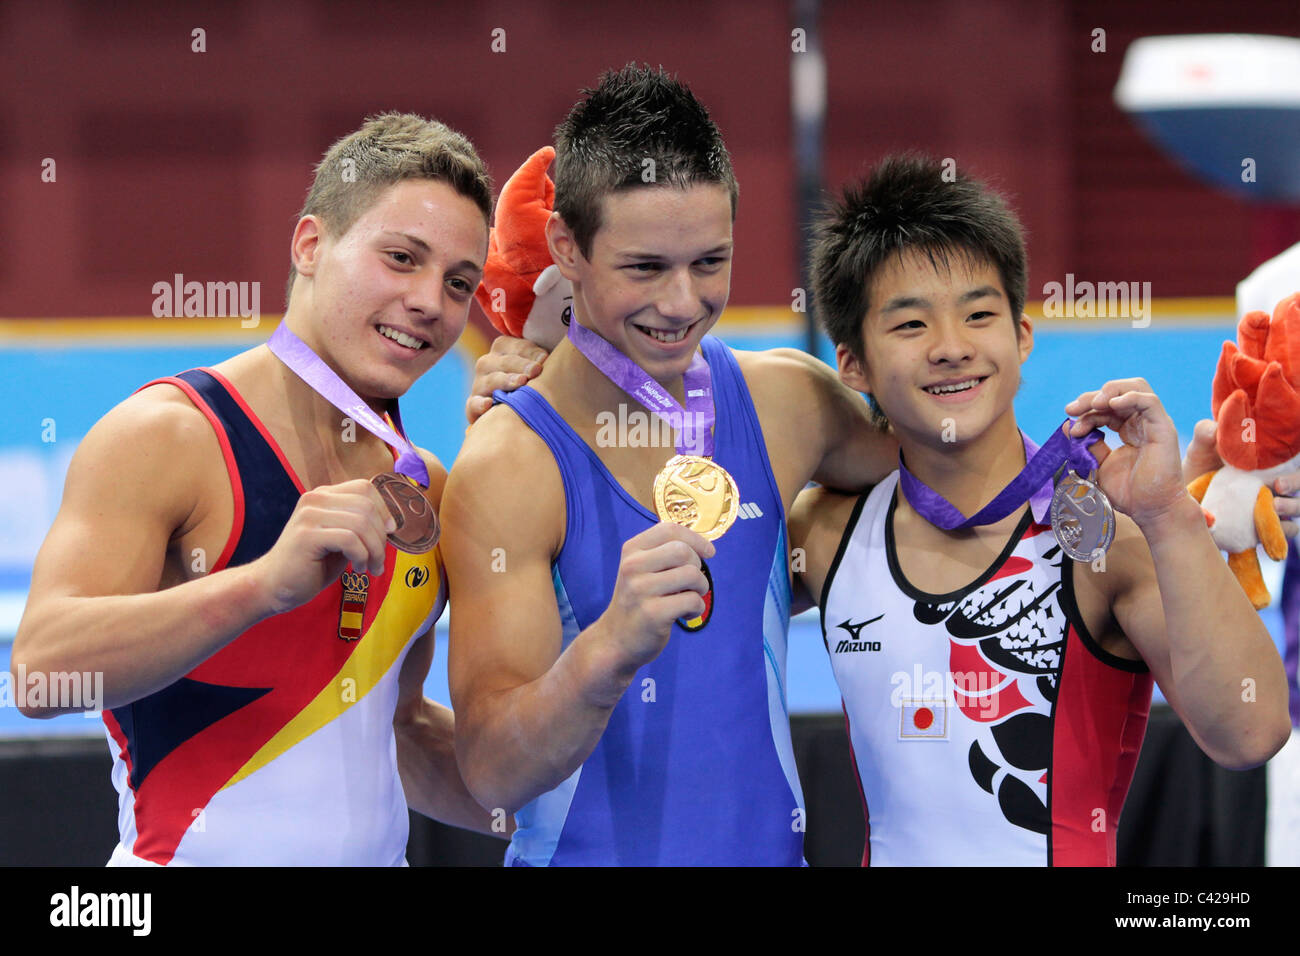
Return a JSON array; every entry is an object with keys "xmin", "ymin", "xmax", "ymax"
[{"xmin": 1050, "ymin": 467, "xmax": 1115, "ymax": 562}]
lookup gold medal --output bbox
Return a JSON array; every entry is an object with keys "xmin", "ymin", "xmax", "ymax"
[{"xmin": 652, "ymin": 455, "xmax": 740, "ymax": 541}]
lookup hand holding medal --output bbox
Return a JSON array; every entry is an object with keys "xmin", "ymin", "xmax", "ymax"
[
  {"xmin": 268, "ymin": 323, "xmax": 439, "ymax": 555},
  {"xmin": 898, "ymin": 378, "xmax": 1191, "ymax": 562},
  {"xmin": 898, "ymin": 412, "xmax": 1115, "ymax": 563},
  {"xmin": 1063, "ymin": 377, "xmax": 1192, "ymax": 531}
]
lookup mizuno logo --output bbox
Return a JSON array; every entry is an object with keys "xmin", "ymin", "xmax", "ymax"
[{"xmin": 834, "ymin": 614, "xmax": 883, "ymax": 653}]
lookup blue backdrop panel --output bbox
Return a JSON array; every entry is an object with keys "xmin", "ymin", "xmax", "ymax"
[{"xmin": 3, "ymin": 320, "xmax": 1283, "ymax": 738}]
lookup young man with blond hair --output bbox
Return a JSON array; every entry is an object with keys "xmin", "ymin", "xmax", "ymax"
[{"xmin": 14, "ymin": 112, "xmax": 500, "ymax": 865}]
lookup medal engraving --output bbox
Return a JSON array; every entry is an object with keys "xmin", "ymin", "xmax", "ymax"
[
  {"xmin": 1050, "ymin": 470, "xmax": 1115, "ymax": 561},
  {"xmin": 652, "ymin": 455, "xmax": 739, "ymax": 541},
  {"xmin": 372, "ymin": 472, "xmax": 440, "ymax": 554}
]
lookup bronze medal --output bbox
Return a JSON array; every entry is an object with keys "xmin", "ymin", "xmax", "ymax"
[
  {"xmin": 652, "ymin": 455, "xmax": 740, "ymax": 541},
  {"xmin": 372, "ymin": 472, "xmax": 440, "ymax": 554}
]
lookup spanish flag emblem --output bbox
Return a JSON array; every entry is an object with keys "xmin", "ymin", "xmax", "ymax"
[{"xmin": 338, "ymin": 570, "xmax": 369, "ymax": 641}]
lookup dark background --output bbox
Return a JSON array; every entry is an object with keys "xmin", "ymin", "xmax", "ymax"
[
  {"xmin": 2, "ymin": 0, "xmax": 1297, "ymax": 326},
  {"xmin": 0, "ymin": 708, "xmax": 1264, "ymax": 865}
]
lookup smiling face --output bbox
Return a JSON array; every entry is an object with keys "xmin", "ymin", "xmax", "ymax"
[
  {"xmin": 837, "ymin": 248, "xmax": 1033, "ymax": 450},
  {"xmin": 290, "ymin": 178, "xmax": 488, "ymax": 402},
  {"xmin": 548, "ymin": 183, "xmax": 733, "ymax": 383}
]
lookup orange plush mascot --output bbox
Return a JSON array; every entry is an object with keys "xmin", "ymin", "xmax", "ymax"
[
  {"xmin": 1189, "ymin": 292, "xmax": 1300, "ymax": 608},
  {"xmin": 473, "ymin": 146, "xmax": 571, "ymax": 351}
]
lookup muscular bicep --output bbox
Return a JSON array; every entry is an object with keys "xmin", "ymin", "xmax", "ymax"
[
  {"xmin": 1083, "ymin": 520, "xmax": 1176, "ymax": 690},
  {"xmin": 809, "ymin": 373, "xmax": 896, "ymax": 492},
  {"xmin": 741, "ymin": 348, "xmax": 896, "ymax": 505},
  {"xmin": 396, "ymin": 628, "xmax": 435, "ymax": 716},
  {"xmin": 25, "ymin": 392, "xmax": 206, "ymax": 608},
  {"xmin": 790, "ymin": 485, "xmax": 860, "ymax": 607},
  {"xmin": 442, "ymin": 418, "xmax": 566, "ymax": 718}
]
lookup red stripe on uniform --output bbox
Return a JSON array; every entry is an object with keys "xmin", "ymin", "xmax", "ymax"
[
  {"xmin": 842, "ymin": 702, "xmax": 871, "ymax": 867},
  {"xmin": 129, "ymin": 560, "xmax": 397, "ymax": 864},
  {"xmin": 102, "ymin": 709, "xmax": 134, "ymax": 784},
  {"xmin": 989, "ymin": 555, "xmax": 1033, "ymax": 581},
  {"xmin": 1048, "ymin": 625, "xmax": 1153, "ymax": 866}
]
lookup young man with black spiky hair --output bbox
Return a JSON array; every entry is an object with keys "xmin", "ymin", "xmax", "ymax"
[
  {"xmin": 441, "ymin": 65, "xmax": 898, "ymax": 866},
  {"xmin": 791, "ymin": 154, "xmax": 1289, "ymax": 865}
]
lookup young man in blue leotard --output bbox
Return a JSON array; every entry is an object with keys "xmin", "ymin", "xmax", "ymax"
[{"xmin": 441, "ymin": 66, "xmax": 896, "ymax": 865}]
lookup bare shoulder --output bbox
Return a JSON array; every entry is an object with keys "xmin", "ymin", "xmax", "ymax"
[
  {"xmin": 72, "ymin": 383, "xmax": 223, "ymax": 509},
  {"xmin": 790, "ymin": 484, "xmax": 864, "ymax": 604},
  {"xmin": 733, "ymin": 346, "xmax": 834, "ymax": 403},
  {"xmin": 451, "ymin": 402, "xmax": 557, "ymax": 484},
  {"xmin": 442, "ymin": 402, "xmax": 565, "ymax": 557},
  {"xmin": 733, "ymin": 346, "xmax": 826, "ymax": 373},
  {"xmin": 791, "ymin": 484, "xmax": 860, "ymax": 541},
  {"xmin": 28, "ymin": 382, "xmax": 228, "ymax": 602},
  {"xmin": 729, "ymin": 347, "xmax": 845, "ymax": 502},
  {"xmin": 100, "ymin": 380, "xmax": 220, "ymax": 444},
  {"xmin": 740, "ymin": 346, "xmax": 895, "ymax": 502}
]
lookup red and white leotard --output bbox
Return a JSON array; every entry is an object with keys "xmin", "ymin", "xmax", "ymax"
[{"xmin": 820, "ymin": 472, "xmax": 1152, "ymax": 866}]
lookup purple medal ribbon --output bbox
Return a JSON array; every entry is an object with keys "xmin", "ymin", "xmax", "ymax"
[
  {"xmin": 898, "ymin": 422, "xmax": 1103, "ymax": 530},
  {"xmin": 567, "ymin": 319, "xmax": 715, "ymax": 457},
  {"xmin": 266, "ymin": 322, "xmax": 429, "ymax": 487}
]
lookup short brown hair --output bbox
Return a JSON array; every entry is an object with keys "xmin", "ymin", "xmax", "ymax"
[
  {"xmin": 553, "ymin": 64, "xmax": 738, "ymax": 259},
  {"xmin": 286, "ymin": 112, "xmax": 493, "ymax": 304}
]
